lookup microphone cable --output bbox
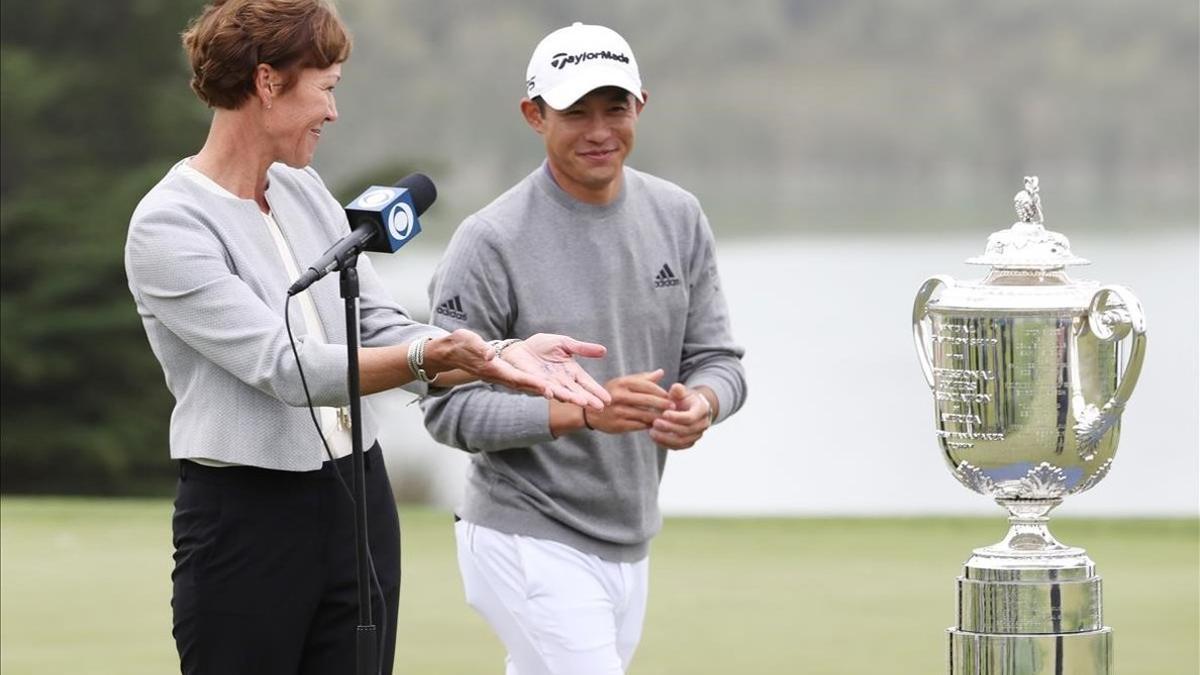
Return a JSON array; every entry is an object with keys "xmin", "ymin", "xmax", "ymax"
[{"xmin": 284, "ymin": 294, "xmax": 391, "ymax": 675}]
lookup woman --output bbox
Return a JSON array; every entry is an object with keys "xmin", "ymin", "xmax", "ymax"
[{"xmin": 124, "ymin": 1, "xmax": 609, "ymax": 672}]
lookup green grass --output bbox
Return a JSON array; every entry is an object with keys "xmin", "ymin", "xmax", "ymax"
[{"xmin": 1, "ymin": 498, "xmax": 1196, "ymax": 674}]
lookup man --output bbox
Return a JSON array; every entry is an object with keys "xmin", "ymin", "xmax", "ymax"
[{"xmin": 422, "ymin": 22, "xmax": 747, "ymax": 675}]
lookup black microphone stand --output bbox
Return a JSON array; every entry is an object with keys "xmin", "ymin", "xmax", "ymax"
[{"xmin": 337, "ymin": 250, "xmax": 377, "ymax": 675}]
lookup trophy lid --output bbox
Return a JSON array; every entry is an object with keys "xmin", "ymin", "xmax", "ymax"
[{"xmin": 965, "ymin": 177, "xmax": 1090, "ymax": 270}]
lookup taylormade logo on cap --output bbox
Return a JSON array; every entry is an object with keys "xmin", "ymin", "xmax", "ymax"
[
  {"xmin": 549, "ymin": 50, "xmax": 631, "ymax": 70},
  {"xmin": 526, "ymin": 22, "xmax": 643, "ymax": 110}
]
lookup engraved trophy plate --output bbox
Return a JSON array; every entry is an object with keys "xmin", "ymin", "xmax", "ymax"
[{"xmin": 913, "ymin": 178, "xmax": 1147, "ymax": 675}]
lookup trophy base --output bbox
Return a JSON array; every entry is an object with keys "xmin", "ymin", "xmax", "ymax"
[
  {"xmin": 957, "ymin": 573, "xmax": 1104, "ymax": 634},
  {"xmin": 948, "ymin": 533, "xmax": 1111, "ymax": 675},
  {"xmin": 949, "ymin": 627, "xmax": 1111, "ymax": 675}
]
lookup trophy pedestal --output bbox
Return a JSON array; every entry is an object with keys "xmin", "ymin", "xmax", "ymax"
[
  {"xmin": 947, "ymin": 540, "xmax": 1112, "ymax": 675},
  {"xmin": 949, "ymin": 628, "xmax": 1111, "ymax": 674}
]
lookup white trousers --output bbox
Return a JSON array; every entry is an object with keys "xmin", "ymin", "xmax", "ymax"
[{"xmin": 455, "ymin": 520, "xmax": 649, "ymax": 675}]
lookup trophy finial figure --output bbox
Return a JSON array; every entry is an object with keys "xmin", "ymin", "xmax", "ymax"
[{"xmin": 1014, "ymin": 175, "xmax": 1043, "ymax": 224}]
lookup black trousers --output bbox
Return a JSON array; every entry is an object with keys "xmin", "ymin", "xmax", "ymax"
[{"xmin": 171, "ymin": 444, "xmax": 400, "ymax": 675}]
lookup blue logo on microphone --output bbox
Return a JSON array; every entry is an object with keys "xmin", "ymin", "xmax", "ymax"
[
  {"xmin": 388, "ymin": 202, "xmax": 415, "ymax": 241},
  {"xmin": 344, "ymin": 184, "xmax": 424, "ymax": 254}
]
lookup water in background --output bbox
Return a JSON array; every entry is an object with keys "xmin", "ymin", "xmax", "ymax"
[{"xmin": 369, "ymin": 229, "xmax": 1199, "ymax": 516}]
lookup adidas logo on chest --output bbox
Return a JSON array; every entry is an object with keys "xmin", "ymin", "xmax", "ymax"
[
  {"xmin": 435, "ymin": 295, "xmax": 468, "ymax": 321},
  {"xmin": 654, "ymin": 263, "xmax": 681, "ymax": 288}
]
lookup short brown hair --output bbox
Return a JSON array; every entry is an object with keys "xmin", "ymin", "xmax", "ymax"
[{"xmin": 182, "ymin": 0, "xmax": 352, "ymax": 109}]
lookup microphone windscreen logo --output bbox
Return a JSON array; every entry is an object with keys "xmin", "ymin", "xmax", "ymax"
[
  {"xmin": 388, "ymin": 201, "xmax": 415, "ymax": 241},
  {"xmin": 344, "ymin": 179, "xmax": 430, "ymax": 254},
  {"xmin": 358, "ymin": 188, "xmax": 396, "ymax": 208}
]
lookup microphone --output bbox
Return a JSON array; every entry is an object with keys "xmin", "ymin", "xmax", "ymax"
[{"xmin": 287, "ymin": 173, "xmax": 437, "ymax": 296}]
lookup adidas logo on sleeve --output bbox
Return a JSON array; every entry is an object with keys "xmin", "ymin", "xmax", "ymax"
[
  {"xmin": 435, "ymin": 295, "xmax": 468, "ymax": 321},
  {"xmin": 653, "ymin": 263, "xmax": 681, "ymax": 288}
]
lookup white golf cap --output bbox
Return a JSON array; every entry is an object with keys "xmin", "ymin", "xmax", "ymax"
[{"xmin": 525, "ymin": 22, "xmax": 643, "ymax": 110}]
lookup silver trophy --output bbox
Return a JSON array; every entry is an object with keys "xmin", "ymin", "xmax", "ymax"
[{"xmin": 912, "ymin": 177, "xmax": 1147, "ymax": 674}]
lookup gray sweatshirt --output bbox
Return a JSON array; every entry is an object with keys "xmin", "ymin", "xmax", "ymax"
[{"xmin": 422, "ymin": 164, "xmax": 747, "ymax": 561}]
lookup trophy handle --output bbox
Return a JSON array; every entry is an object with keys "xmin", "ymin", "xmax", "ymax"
[
  {"xmin": 1087, "ymin": 285, "xmax": 1147, "ymax": 406},
  {"xmin": 912, "ymin": 275, "xmax": 954, "ymax": 390},
  {"xmin": 1072, "ymin": 285, "xmax": 1147, "ymax": 459}
]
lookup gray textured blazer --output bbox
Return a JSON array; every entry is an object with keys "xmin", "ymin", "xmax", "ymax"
[{"xmin": 125, "ymin": 161, "xmax": 443, "ymax": 470}]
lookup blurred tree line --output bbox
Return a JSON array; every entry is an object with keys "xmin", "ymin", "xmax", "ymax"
[
  {"xmin": 0, "ymin": 1, "xmax": 436, "ymax": 495},
  {"xmin": 1, "ymin": 0, "xmax": 209, "ymax": 493},
  {"xmin": 327, "ymin": 0, "xmax": 1197, "ymax": 239}
]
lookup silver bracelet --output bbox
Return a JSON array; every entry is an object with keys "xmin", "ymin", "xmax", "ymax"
[
  {"xmin": 695, "ymin": 391, "xmax": 715, "ymax": 425},
  {"xmin": 407, "ymin": 336, "xmax": 439, "ymax": 384},
  {"xmin": 487, "ymin": 338, "xmax": 522, "ymax": 358}
]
